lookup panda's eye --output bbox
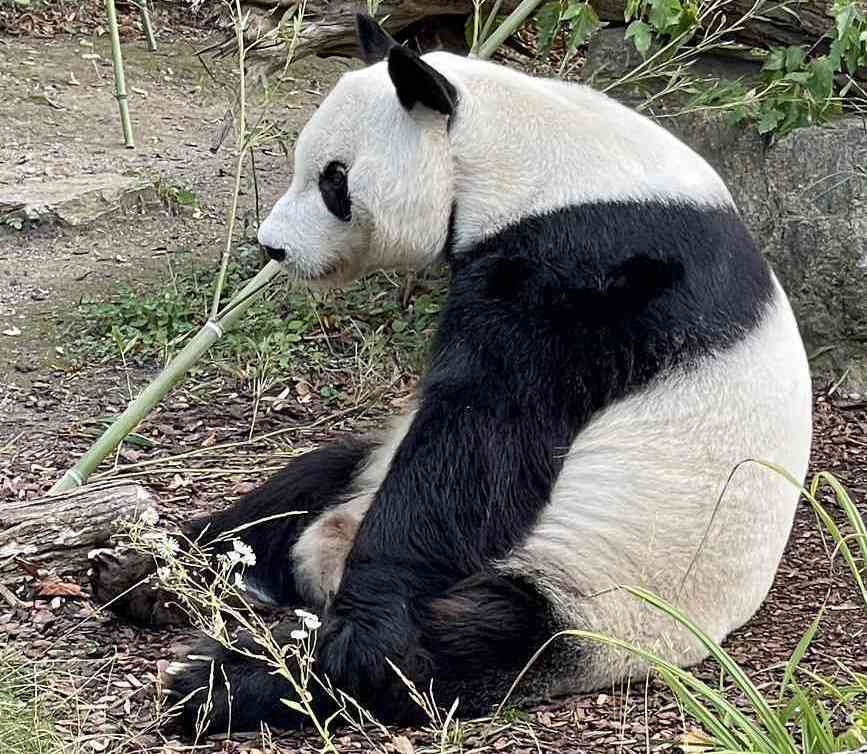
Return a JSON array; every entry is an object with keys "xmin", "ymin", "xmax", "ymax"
[{"xmin": 319, "ymin": 161, "xmax": 351, "ymax": 222}]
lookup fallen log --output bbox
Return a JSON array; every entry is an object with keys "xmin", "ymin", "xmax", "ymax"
[
  {"xmin": 196, "ymin": 0, "xmax": 834, "ymax": 72},
  {"xmin": 200, "ymin": 1, "xmax": 521, "ymax": 68},
  {"xmin": 0, "ymin": 483, "xmax": 156, "ymax": 575}
]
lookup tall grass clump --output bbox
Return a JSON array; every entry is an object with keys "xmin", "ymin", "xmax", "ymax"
[{"xmin": 0, "ymin": 646, "xmax": 63, "ymax": 754}]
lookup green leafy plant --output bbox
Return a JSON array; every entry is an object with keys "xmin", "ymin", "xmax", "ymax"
[
  {"xmin": 72, "ymin": 260, "xmax": 445, "ymax": 408},
  {"xmin": 154, "ymin": 178, "xmax": 202, "ymax": 213},
  {"xmin": 627, "ymin": 0, "xmax": 867, "ymax": 137},
  {"xmin": 535, "ymin": 0, "xmax": 603, "ymax": 68},
  {"xmin": 0, "ymin": 211, "xmax": 35, "ymax": 232},
  {"xmin": 624, "ymin": 0, "xmax": 700, "ymax": 57},
  {"xmin": 740, "ymin": 0, "xmax": 867, "ymax": 136}
]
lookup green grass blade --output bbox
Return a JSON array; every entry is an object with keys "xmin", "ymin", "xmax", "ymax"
[
  {"xmin": 562, "ymin": 628, "xmax": 778, "ymax": 751},
  {"xmin": 757, "ymin": 463, "xmax": 867, "ymax": 608},
  {"xmin": 658, "ymin": 667, "xmax": 747, "ymax": 751},
  {"xmin": 779, "ymin": 608, "xmax": 824, "ymax": 703},
  {"xmin": 623, "ymin": 586, "xmax": 797, "ymax": 753}
]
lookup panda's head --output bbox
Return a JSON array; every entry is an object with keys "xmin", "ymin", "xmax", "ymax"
[
  {"xmin": 259, "ymin": 15, "xmax": 734, "ymax": 284},
  {"xmin": 257, "ymin": 16, "xmax": 457, "ymax": 285}
]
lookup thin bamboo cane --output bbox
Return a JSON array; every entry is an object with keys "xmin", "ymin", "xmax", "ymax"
[
  {"xmin": 49, "ymin": 262, "xmax": 285, "ymax": 495},
  {"xmin": 210, "ymin": 0, "xmax": 249, "ymax": 321},
  {"xmin": 141, "ymin": 0, "xmax": 157, "ymax": 52},
  {"xmin": 105, "ymin": 0, "xmax": 135, "ymax": 148},
  {"xmin": 476, "ymin": 0, "xmax": 546, "ymax": 60},
  {"xmin": 477, "ymin": 0, "xmax": 506, "ymax": 51}
]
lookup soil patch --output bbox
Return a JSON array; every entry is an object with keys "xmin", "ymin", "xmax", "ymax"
[{"xmin": 0, "ymin": 32, "xmax": 353, "ymax": 380}]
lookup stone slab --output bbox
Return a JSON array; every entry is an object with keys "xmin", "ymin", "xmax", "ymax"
[{"xmin": 0, "ymin": 172, "xmax": 156, "ymax": 227}]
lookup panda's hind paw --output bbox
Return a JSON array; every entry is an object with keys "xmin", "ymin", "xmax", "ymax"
[{"xmin": 160, "ymin": 634, "xmax": 300, "ymax": 736}]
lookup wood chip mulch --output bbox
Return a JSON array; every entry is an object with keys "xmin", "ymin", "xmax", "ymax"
[{"xmin": 0, "ymin": 368, "xmax": 865, "ymax": 753}]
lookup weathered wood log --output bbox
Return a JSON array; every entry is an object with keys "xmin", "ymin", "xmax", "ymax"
[
  {"xmin": 203, "ymin": 1, "xmax": 523, "ymax": 71},
  {"xmin": 201, "ymin": 0, "xmax": 834, "ymax": 73},
  {"xmin": 0, "ymin": 483, "xmax": 156, "ymax": 575}
]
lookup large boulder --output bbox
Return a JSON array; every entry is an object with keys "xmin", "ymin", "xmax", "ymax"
[{"xmin": 583, "ymin": 30, "xmax": 867, "ymax": 386}]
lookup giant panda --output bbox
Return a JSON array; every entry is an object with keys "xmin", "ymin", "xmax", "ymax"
[{"xmin": 90, "ymin": 15, "xmax": 813, "ymax": 735}]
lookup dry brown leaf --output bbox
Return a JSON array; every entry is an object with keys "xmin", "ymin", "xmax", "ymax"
[{"xmin": 36, "ymin": 578, "xmax": 83, "ymax": 598}]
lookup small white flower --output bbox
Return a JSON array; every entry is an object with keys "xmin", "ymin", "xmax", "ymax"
[
  {"xmin": 231, "ymin": 539, "xmax": 256, "ymax": 567},
  {"xmin": 156, "ymin": 535, "xmax": 180, "ymax": 557},
  {"xmin": 156, "ymin": 566, "xmax": 171, "ymax": 583},
  {"xmin": 139, "ymin": 507, "xmax": 159, "ymax": 526},
  {"xmin": 233, "ymin": 572, "xmax": 246, "ymax": 591},
  {"xmin": 290, "ymin": 629, "xmax": 309, "ymax": 641},
  {"xmin": 303, "ymin": 614, "xmax": 321, "ymax": 630}
]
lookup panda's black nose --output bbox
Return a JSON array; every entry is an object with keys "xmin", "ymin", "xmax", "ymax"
[{"xmin": 262, "ymin": 245, "xmax": 285, "ymax": 262}]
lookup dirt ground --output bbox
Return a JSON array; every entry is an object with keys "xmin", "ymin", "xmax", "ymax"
[
  {"xmin": 1, "ymin": 369, "xmax": 865, "ymax": 754},
  {"xmin": 1, "ymin": 12, "xmax": 866, "ymax": 754},
  {"xmin": 0, "ymin": 24, "xmax": 354, "ymax": 379}
]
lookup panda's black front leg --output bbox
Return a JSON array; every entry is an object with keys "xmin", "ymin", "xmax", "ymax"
[{"xmin": 90, "ymin": 437, "xmax": 374, "ymax": 625}]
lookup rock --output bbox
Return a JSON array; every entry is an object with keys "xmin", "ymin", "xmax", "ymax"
[
  {"xmin": 581, "ymin": 28, "xmax": 764, "ymax": 90},
  {"xmin": 0, "ymin": 173, "xmax": 157, "ymax": 228},
  {"xmin": 664, "ymin": 114, "xmax": 867, "ymax": 386},
  {"xmin": 581, "ymin": 33, "xmax": 867, "ymax": 388}
]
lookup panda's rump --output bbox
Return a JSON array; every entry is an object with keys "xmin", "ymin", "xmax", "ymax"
[{"xmin": 500, "ymin": 279, "xmax": 812, "ymax": 689}]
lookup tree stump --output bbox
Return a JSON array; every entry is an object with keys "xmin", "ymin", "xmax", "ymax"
[{"xmin": 0, "ymin": 483, "xmax": 156, "ymax": 575}]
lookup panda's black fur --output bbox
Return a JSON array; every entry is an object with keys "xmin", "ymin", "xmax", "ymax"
[{"xmin": 153, "ymin": 196, "xmax": 774, "ymax": 733}]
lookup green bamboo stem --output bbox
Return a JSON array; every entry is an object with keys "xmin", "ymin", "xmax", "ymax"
[
  {"xmin": 476, "ymin": 0, "xmax": 546, "ymax": 60},
  {"xmin": 141, "ymin": 0, "xmax": 157, "ymax": 52},
  {"xmin": 477, "ymin": 0, "xmax": 506, "ymax": 51},
  {"xmin": 105, "ymin": 0, "xmax": 134, "ymax": 148},
  {"xmin": 49, "ymin": 261, "xmax": 285, "ymax": 495}
]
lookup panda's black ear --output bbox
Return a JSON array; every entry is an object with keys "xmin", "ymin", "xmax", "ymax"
[
  {"xmin": 356, "ymin": 14, "xmax": 398, "ymax": 64},
  {"xmin": 387, "ymin": 45, "xmax": 457, "ymax": 117}
]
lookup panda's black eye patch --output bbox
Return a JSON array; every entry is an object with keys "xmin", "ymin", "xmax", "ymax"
[{"xmin": 319, "ymin": 161, "xmax": 351, "ymax": 222}]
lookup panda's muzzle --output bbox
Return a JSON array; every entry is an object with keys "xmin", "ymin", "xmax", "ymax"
[{"xmin": 261, "ymin": 245, "xmax": 286, "ymax": 262}]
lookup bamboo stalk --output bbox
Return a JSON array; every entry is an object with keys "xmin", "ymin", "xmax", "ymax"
[
  {"xmin": 477, "ymin": 0, "xmax": 506, "ymax": 51},
  {"xmin": 105, "ymin": 0, "xmax": 135, "ymax": 149},
  {"xmin": 105, "ymin": 0, "xmax": 135, "ymax": 148},
  {"xmin": 141, "ymin": 0, "xmax": 158, "ymax": 52},
  {"xmin": 49, "ymin": 262, "xmax": 285, "ymax": 495},
  {"xmin": 475, "ymin": 0, "xmax": 546, "ymax": 60}
]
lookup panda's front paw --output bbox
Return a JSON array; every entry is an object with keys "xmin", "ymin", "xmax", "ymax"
[
  {"xmin": 88, "ymin": 547, "xmax": 185, "ymax": 627},
  {"xmin": 161, "ymin": 634, "xmax": 301, "ymax": 736}
]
